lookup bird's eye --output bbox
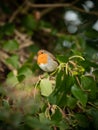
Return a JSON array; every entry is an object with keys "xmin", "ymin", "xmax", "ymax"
[
  {"xmin": 38, "ymin": 50, "xmax": 44, "ymax": 55},
  {"xmin": 41, "ymin": 51, "xmax": 43, "ymax": 54}
]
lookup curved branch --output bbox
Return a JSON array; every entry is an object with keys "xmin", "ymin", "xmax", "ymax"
[{"xmin": 27, "ymin": 2, "xmax": 98, "ymax": 16}]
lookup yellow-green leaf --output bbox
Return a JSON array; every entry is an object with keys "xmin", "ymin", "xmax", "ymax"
[{"xmin": 40, "ymin": 79, "xmax": 53, "ymax": 97}]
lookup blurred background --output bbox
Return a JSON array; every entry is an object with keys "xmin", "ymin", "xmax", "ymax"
[{"xmin": 0, "ymin": 0, "xmax": 98, "ymax": 130}]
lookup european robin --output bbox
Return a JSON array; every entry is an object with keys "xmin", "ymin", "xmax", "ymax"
[{"xmin": 37, "ymin": 50, "xmax": 59, "ymax": 72}]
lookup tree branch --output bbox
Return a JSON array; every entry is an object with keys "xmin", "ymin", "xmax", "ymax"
[{"xmin": 27, "ymin": 2, "xmax": 98, "ymax": 16}]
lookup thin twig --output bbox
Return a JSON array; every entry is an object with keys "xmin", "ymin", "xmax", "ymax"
[
  {"xmin": 9, "ymin": 0, "xmax": 27, "ymax": 22},
  {"xmin": 14, "ymin": 29, "xmax": 34, "ymax": 50},
  {"xmin": 27, "ymin": 2, "xmax": 70, "ymax": 8},
  {"xmin": 37, "ymin": 0, "xmax": 80, "ymax": 17},
  {"xmin": 19, "ymin": 42, "xmax": 33, "ymax": 50},
  {"xmin": 27, "ymin": 3, "xmax": 98, "ymax": 16},
  {"xmin": 75, "ymin": 76, "xmax": 91, "ymax": 92},
  {"xmin": 71, "ymin": 0, "xmax": 80, "ymax": 5},
  {"xmin": 75, "ymin": 76, "xmax": 82, "ymax": 89},
  {"xmin": 41, "ymin": 8, "xmax": 54, "ymax": 17},
  {"xmin": 88, "ymin": 102, "xmax": 98, "ymax": 109},
  {"xmin": 41, "ymin": 27, "xmax": 68, "ymax": 37}
]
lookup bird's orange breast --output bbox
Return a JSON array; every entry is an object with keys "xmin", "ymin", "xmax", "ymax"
[{"xmin": 37, "ymin": 53, "xmax": 48, "ymax": 64}]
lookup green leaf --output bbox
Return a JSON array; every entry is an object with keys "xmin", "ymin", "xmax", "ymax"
[
  {"xmin": 25, "ymin": 116, "xmax": 36, "ymax": 128},
  {"xmin": 54, "ymin": 73, "xmax": 74, "ymax": 106},
  {"xmin": 56, "ymin": 55, "xmax": 68, "ymax": 63},
  {"xmin": 55, "ymin": 70, "xmax": 63, "ymax": 90},
  {"xmin": 17, "ymin": 75, "xmax": 25, "ymax": 82},
  {"xmin": 51, "ymin": 109, "xmax": 62, "ymax": 123},
  {"xmin": 87, "ymin": 108, "xmax": 98, "ymax": 130},
  {"xmin": 25, "ymin": 116, "xmax": 50, "ymax": 130},
  {"xmin": 3, "ymin": 39, "xmax": 19, "ymax": 52},
  {"xmin": 18, "ymin": 66, "xmax": 33, "ymax": 77},
  {"xmin": 39, "ymin": 20, "xmax": 52, "ymax": 28},
  {"xmin": 81, "ymin": 76, "xmax": 96, "ymax": 100},
  {"xmin": 6, "ymin": 72, "xmax": 19, "ymax": 86},
  {"xmin": 0, "ymin": 107, "xmax": 10, "ymax": 120},
  {"xmin": 71, "ymin": 84, "xmax": 88, "ymax": 107},
  {"xmin": 39, "ymin": 113, "xmax": 46, "ymax": 122},
  {"xmin": 84, "ymin": 45, "xmax": 98, "ymax": 61},
  {"xmin": 39, "ymin": 113, "xmax": 49, "ymax": 124},
  {"xmin": 22, "ymin": 15, "xmax": 37, "ymax": 30},
  {"xmin": 2, "ymin": 99, "xmax": 10, "ymax": 109},
  {"xmin": 0, "ymin": 23, "xmax": 15, "ymax": 36},
  {"xmin": 40, "ymin": 78, "xmax": 53, "ymax": 97},
  {"xmin": 10, "ymin": 112, "xmax": 22, "ymax": 127},
  {"xmin": 75, "ymin": 114, "xmax": 89, "ymax": 128},
  {"xmin": 66, "ymin": 96, "xmax": 77, "ymax": 109},
  {"xmin": 55, "ymin": 72, "xmax": 73, "ymax": 94},
  {"xmin": 56, "ymin": 75, "xmax": 74, "ymax": 106},
  {"xmin": 64, "ymin": 75, "xmax": 74, "ymax": 93},
  {"xmin": 6, "ymin": 55, "xmax": 19, "ymax": 69},
  {"xmin": 85, "ymin": 28, "xmax": 98, "ymax": 39}
]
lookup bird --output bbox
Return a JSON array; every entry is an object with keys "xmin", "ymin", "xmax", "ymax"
[{"xmin": 37, "ymin": 49, "xmax": 59, "ymax": 72}]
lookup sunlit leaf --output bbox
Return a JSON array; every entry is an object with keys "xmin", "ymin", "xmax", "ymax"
[
  {"xmin": 6, "ymin": 55, "xmax": 19, "ymax": 69},
  {"xmin": 3, "ymin": 39, "xmax": 19, "ymax": 52},
  {"xmin": 18, "ymin": 66, "xmax": 33, "ymax": 77},
  {"xmin": 39, "ymin": 113, "xmax": 50, "ymax": 124},
  {"xmin": 6, "ymin": 72, "xmax": 19, "ymax": 86},
  {"xmin": 40, "ymin": 78, "xmax": 53, "ymax": 97}
]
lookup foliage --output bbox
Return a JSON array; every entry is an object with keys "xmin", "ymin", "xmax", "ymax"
[{"xmin": 0, "ymin": 0, "xmax": 98, "ymax": 130}]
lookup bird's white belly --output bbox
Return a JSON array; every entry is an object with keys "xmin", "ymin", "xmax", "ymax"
[{"xmin": 39, "ymin": 61, "xmax": 57, "ymax": 72}]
